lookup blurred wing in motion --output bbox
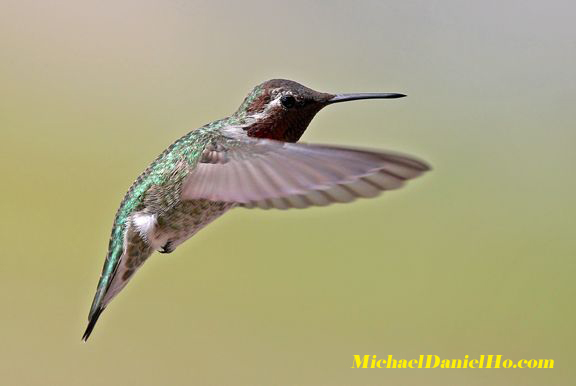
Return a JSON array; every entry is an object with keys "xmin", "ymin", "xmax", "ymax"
[{"xmin": 182, "ymin": 137, "xmax": 430, "ymax": 209}]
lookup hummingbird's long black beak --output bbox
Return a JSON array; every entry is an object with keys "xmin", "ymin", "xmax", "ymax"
[{"xmin": 327, "ymin": 93, "xmax": 406, "ymax": 104}]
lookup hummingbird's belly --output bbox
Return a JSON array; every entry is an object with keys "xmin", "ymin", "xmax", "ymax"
[{"xmin": 153, "ymin": 199, "xmax": 235, "ymax": 251}]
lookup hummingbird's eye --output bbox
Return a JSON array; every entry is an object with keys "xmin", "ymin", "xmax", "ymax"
[{"xmin": 280, "ymin": 95, "xmax": 296, "ymax": 109}]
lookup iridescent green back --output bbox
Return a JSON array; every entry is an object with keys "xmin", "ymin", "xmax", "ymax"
[{"xmin": 88, "ymin": 123, "xmax": 222, "ymax": 318}]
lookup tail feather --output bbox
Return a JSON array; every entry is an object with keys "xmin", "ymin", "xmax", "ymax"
[
  {"xmin": 82, "ymin": 306, "xmax": 104, "ymax": 342},
  {"xmin": 83, "ymin": 222, "xmax": 153, "ymax": 341}
]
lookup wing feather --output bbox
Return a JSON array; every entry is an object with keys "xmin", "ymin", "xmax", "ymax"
[{"xmin": 181, "ymin": 137, "xmax": 430, "ymax": 209}]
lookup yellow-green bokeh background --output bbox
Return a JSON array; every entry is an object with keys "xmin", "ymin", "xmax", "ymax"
[{"xmin": 1, "ymin": 1, "xmax": 575, "ymax": 385}]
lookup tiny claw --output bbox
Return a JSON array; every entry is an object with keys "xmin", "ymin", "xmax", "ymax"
[{"xmin": 159, "ymin": 241, "xmax": 174, "ymax": 254}]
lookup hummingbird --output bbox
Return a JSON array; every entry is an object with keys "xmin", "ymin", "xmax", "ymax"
[{"xmin": 83, "ymin": 79, "xmax": 430, "ymax": 341}]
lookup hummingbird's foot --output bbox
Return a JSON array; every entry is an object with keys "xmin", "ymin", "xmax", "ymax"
[{"xmin": 159, "ymin": 240, "xmax": 174, "ymax": 254}]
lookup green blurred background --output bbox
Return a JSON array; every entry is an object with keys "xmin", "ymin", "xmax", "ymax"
[{"xmin": 1, "ymin": 1, "xmax": 575, "ymax": 385}]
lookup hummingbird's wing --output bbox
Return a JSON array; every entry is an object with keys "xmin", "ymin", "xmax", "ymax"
[{"xmin": 181, "ymin": 137, "xmax": 430, "ymax": 209}]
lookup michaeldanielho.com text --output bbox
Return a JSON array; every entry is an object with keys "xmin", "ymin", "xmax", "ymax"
[{"xmin": 351, "ymin": 355, "xmax": 554, "ymax": 369}]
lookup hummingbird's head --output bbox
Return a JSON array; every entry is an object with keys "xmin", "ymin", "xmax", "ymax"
[{"xmin": 233, "ymin": 79, "xmax": 406, "ymax": 142}]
